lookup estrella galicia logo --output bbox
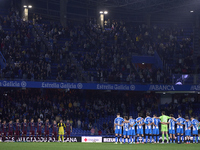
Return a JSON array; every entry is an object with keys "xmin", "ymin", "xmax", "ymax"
[
  {"xmin": 130, "ymin": 85, "xmax": 135, "ymax": 90},
  {"xmin": 77, "ymin": 83, "xmax": 83, "ymax": 89},
  {"xmin": 21, "ymin": 81, "xmax": 27, "ymax": 88}
]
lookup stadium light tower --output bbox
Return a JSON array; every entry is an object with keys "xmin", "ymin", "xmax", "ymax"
[
  {"xmin": 23, "ymin": 5, "xmax": 32, "ymax": 22},
  {"xmin": 99, "ymin": 11, "xmax": 108, "ymax": 29}
]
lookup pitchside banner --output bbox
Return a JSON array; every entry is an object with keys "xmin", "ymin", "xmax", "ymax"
[
  {"xmin": 0, "ymin": 137, "xmax": 81, "ymax": 142},
  {"xmin": 82, "ymin": 136, "xmax": 102, "ymax": 143},
  {"xmin": 102, "ymin": 137, "xmax": 200, "ymax": 143},
  {"xmin": 0, "ymin": 80, "xmax": 200, "ymax": 91},
  {"xmin": 0, "ymin": 136, "xmax": 199, "ymax": 143}
]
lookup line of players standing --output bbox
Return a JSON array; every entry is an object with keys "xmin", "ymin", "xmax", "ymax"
[
  {"xmin": 114, "ymin": 112, "xmax": 200, "ymax": 144},
  {"xmin": 0, "ymin": 118, "xmax": 71, "ymax": 142}
]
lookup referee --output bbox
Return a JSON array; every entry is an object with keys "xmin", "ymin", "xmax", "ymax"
[{"xmin": 58, "ymin": 119, "xmax": 66, "ymax": 142}]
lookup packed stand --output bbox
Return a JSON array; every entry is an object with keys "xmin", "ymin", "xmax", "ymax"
[
  {"xmin": 0, "ymin": 10, "xmax": 49, "ymax": 80},
  {"xmin": 127, "ymin": 23, "xmax": 194, "ymax": 74}
]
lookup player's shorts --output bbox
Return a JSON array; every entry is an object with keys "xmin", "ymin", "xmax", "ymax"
[
  {"xmin": 30, "ymin": 131, "xmax": 35, "ymax": 136},
  {"xmin": 177, "ymin": 128, "xmax": 184, "ymax": 134},
  {"xmin": 161, "ymin": 125, "xmax": 168, "ymax": 132},
  {"xmin": 14, "ymin": 131, "xmax": 20, "ymax": 136},
  {"xmin": 2, "ymin": 132, "xmax": 7, "ymax": 136},
  {"xmin": 169, "ymin": 130, "xmax": 175, "ymax": 134},
  {"xmin": 145, "ymin": 129, "xmax": 152, "ymax": 134},
  {"xmin": 185, "ymin": 130, "xmax": 191, "ymax": 136},
  {"xmin": 58, "ymin": 130, "xmax": 64, "ymax": 135},
  {"xmin": 52, "ymin": 132, "xmax": 57, "ymax": 136},
  {"xmin": 129, "ymin": 130, "xmax": 135, "ymax": 136},
  {"xmin": 37, "ymin": 131, "xmax": 42, "ymax": 135},
  {"xmin": 8, "ymin": 131, "xmax": 13, "ymax": 136},
  {"xmin": 192, "ymin": 130, "xmax": 198, "ymax": 135},
  {"xmin": 153, "ymin": 129, "xmax": 159, "ymax": 135},
  {"xmin": 123, "ymin": 130, "xmax": 129, "ymax": 136},
  {"xmin": 115, "ymin": 129, "xmax": 122, "ymax": 135},
  {"xmin": 22, "ymin": 131, "xmax": 27, "ymax": 135},
  {"xmin": 66, "ymin": 131, "xmax": 70, "ymax": 136},
  {"xmin": 44, "ymin": 130, "xmax": 49, "ymax": 135},
  {"xmin": 137, "ymin": 129, "xmax": 143, "ymax": 135}
]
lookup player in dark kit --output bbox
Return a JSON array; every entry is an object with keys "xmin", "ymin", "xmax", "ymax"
[
  {"xmin": 14, "ymin": 119, "xmax": 21, "ymax": 142},
  {"xmin": 66, "ymin": 119, "xmax": 72, "ymax": 139},
  {"xmin": 44, "ymin": 119, "xmax": 50, "ymax": 142},
  {"xmin": 22, "ymin": 119, "xmax": 28, "ymax": 142},
  {"xmin": 52, "ymin": 120, "xmax": 58, "ymax": 142},
  {"xmin": 29, "ymin": 118, "xmax": 35, "ymax": 141},
  {"xmin": 8, "ymin": 120, "xmax": 14, "ymax": 141},
  {"xmin": 2, "ymin": 120, "xmax": 7, "ymax": 142},
  {"xmin": 37, "ymin": 118, "xmax": 42, "ymax": 142}
]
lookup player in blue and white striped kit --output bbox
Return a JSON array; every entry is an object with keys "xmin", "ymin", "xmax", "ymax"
[
  {"xmin": 168, "ymin": 114, "xmax": 176, "ymax": 143},
  {"xmin": 152, "ymin": 114, "xmax": 160, "ymax": 143},
  {"xmin": 144, "ymin": 112, "xmax": 153, "ymax": 143},
  {"xmin": 176, "ymin": 114, "xmax": 185, "ymax": 143},
  {"xmin": 129, "ymin": 116, "xmax": 137, "ymax": 144},
  {"xmin": 185, "ymin": 116, "xmax": 192, "ymax": 144},
  {"xmin": 136, "ymin": 113, "xmax": 145, "ymax": 144},
  {"xmin": 122, "ymin": 116, "xmax": 130, "ymax": 144},
  {"xmin": 189, "ymin": 116, "xmax": 200, "ymax": 144},
  {"xmin": 114, "ymin": 113, "xmax": 124, "ymax": 144}
]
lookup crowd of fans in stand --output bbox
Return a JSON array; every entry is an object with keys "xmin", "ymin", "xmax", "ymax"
[
  {"xmin": 0, "ymin": 9, "xmax": 79, "ymax": 82},
  {"xmin": 0, "ymin": 10, "xmax": 49, "ymax": 80},
  {"xmin": 128, "ymin": 24, "xmax": 194, "ymax": 74},
  {"xmin": 0, "ymin": 6, "xmax": 197, "ymax": 84}
]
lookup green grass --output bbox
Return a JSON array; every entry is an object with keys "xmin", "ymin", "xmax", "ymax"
[{"xmin": 0, "ymin": 143, "xmax": 199, "ymax": 150}]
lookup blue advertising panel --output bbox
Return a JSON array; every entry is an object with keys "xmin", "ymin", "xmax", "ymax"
[{"xmin": 0, "ymin": 80, "xmax": 200, "ymax": 91}]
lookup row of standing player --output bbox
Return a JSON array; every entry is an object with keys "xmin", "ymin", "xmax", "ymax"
[
  {"xmin": 114, "ymin": 112, "xmax": 200, "ymax": 144},
  {"xmin": 0, "ymin": 118, "xmax": 72, "ymax": 142}
]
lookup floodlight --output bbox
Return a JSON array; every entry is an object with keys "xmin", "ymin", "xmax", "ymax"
[{"xmin": 104, "ymin": 11, "xmax": 108, "ymax": 14}]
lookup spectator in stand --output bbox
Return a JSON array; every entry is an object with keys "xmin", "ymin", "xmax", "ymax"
[
  {"xmin": 95, "ymin": 127, "xmax": 98, "ymax": 135},
  {"xmin": 90, "ymin": 127, "xmax": 95, "ymax": 135},
  {"xmin": 98, "ymin": 129, "xmax": 102, "ymax": 135}
]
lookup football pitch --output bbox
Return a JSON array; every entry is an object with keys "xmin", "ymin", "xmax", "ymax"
[{"xmin": 0, "ymin": 143, "xmax": 199, "ymax": 150}]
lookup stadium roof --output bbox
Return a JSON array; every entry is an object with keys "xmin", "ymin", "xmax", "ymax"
[
  {"xmin": 30, "ymin": 0, "xmax": 200, "ymax": 22},
  {"xmin": 68, "ymin": 0, "xmax": 200, "ymax": 14}
]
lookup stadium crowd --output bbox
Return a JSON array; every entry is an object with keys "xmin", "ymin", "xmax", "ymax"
[
  {"xmin": 0, "ymin": 10, "xmax": 78, "ymax": 82},
  {"xmin": 0, "ymin": 5, "xmax": 196, "ymax": 84}
]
